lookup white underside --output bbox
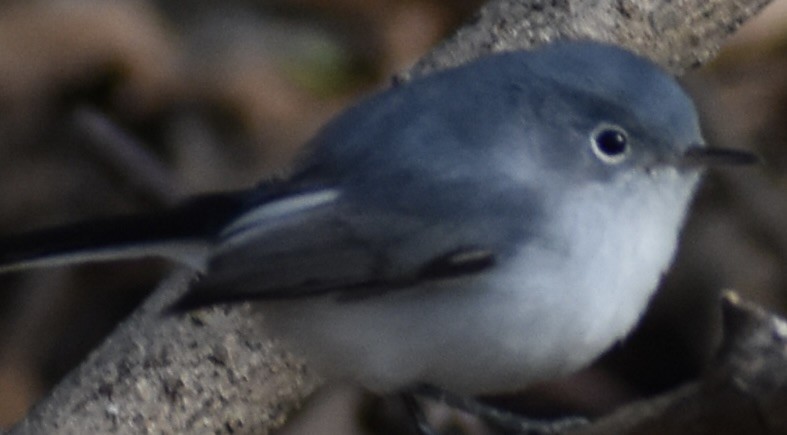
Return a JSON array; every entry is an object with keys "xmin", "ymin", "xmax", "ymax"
[{"xmin": 258, "ymin": 168, "xmax": 701, "ymax": 395}]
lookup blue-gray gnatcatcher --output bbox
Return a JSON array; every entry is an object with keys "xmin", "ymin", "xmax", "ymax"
[{"xmin": 0, "ymin": 41, "xmax": 756, "ymax": 419}]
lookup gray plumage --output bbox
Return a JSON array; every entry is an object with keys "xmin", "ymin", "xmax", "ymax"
[{"xmin": 0, "ymin": 41, "xmax": 757, "ymax": 395}]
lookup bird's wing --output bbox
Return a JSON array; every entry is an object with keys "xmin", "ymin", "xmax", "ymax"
[{"xmin": 172, "ymin": 187, "xmax": 503, "ymax": 310}]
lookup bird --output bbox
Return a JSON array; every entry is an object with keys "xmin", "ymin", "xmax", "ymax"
[{"xmin": 0, "ymin": 41, "xmax": 757, "ymax": 433}]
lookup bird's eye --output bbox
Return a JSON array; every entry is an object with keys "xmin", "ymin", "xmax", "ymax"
[{"xmin": 590, "ymin": 125, "xmax": 630, "ymax": 164}]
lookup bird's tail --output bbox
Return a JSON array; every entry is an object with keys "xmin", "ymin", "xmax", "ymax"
[{"xmin": 0, "ymin": 192, "xmax": 247, "ymax": 274}]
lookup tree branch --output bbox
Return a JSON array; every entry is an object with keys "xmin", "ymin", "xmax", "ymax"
[
  {"xmin": 8, "ymin": 0, "xmax": 776, "ymax": 434},
  {"xmin": 575, "ymin": 292, "xmax": 787, "ymax": 434},
  {"xmin": 10, "ymin": 270, "xmax": 321, "ymax": 434},
  {"xmin": 404, "ymin": 0, "xmax": 771, "ymax": 79}
]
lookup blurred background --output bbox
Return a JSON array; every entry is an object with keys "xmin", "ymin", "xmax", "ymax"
[{"xmin": 0, "ymin": 0, "xmax": 783, "ymax": 433}]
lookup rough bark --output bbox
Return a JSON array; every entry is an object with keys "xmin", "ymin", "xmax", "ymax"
[
  {"xmin": 9, "ymin": 270, "xmax": 320, "ymax": 435},
  {"xmin": 8, "ymin": 0, "xmax": 777, "ymax": 434},
  {"xmin": 403, "ymin": 0, "xmax": 770, "ymax": 79}
]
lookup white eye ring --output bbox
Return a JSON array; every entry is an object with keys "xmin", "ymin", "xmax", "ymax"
[{"xmin": 590, "ymin": 124, "xmax": 630, "ymax": 164}]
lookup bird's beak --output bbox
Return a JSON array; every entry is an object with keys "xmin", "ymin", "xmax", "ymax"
[{"xmin": 681, "ymin": 144, "xmax": 760, "ymax": 168}]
